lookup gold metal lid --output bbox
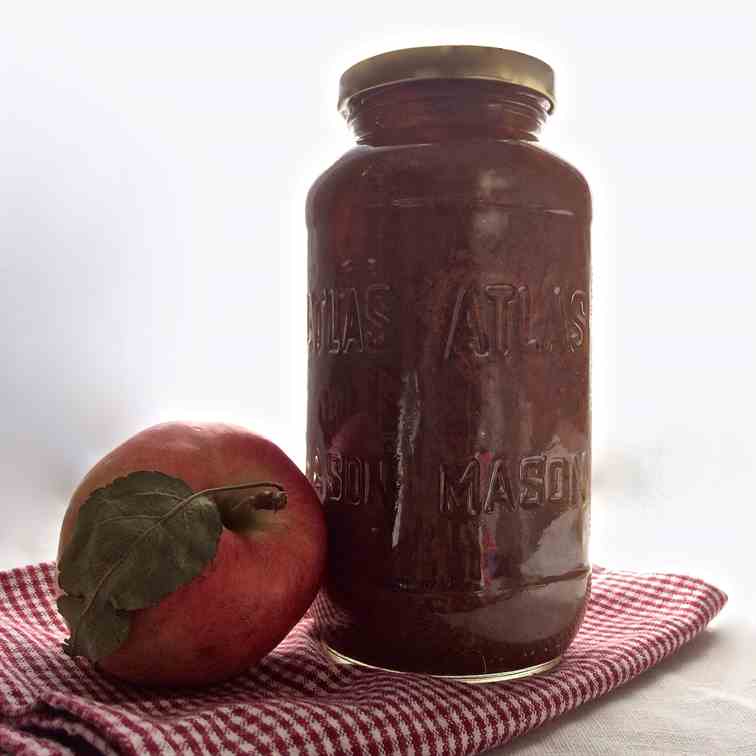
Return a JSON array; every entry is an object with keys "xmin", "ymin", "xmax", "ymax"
[{"xmin": 338, "ymin": 45, "xmax": 555, "ymax": 115}]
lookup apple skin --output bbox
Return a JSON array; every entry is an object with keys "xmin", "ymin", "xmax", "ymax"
[{"xmin": 57, "ymin": 422, "xmax": 326, "ymax": 688}]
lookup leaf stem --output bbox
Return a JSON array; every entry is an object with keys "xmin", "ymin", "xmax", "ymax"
[{"xmin": 186, "ymin": 481, "xmax": 284, "ymax": 502}]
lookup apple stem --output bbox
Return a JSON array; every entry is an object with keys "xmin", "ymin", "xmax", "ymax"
[{"xmin": 197, "ymin": 482, "xmax": 288, "ymax": 532}]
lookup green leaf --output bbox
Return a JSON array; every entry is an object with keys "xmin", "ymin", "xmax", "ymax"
[
  {"xmin": 57, "ymin": 471, "xmax": 223, "ymax": 661},
  {"xmin": 57, "ymin": 594, "xmax": 130, "ymax": 661}
]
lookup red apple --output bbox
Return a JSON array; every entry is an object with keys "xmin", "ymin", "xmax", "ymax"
[{"xmin": 56, "ymin": 421, "xmax": 326, "ymax": 687}]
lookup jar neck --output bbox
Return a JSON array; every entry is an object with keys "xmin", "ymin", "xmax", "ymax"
[{"xmin": 344, "ymin": 80, "xmax": 551, "ymax": 147}]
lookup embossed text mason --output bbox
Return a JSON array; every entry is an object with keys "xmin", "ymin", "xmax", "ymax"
[{"xmin": 306, "ymin": 46, "xmax": 592, "ymax": 681}]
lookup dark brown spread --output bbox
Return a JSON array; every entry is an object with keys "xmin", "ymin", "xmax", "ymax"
[{"xmin": 306, "ymin": 54, "xmax": 591, "ymax": 677}]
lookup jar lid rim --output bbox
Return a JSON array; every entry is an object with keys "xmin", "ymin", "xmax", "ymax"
[{"xmin": 338, "ymin": 45, "xmax": 556, "ymax": 115}]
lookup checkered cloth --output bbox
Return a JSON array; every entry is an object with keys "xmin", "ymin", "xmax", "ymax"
[{"xmin": 0, "ymin": 563, "xmax": 726, "ymax": 756}]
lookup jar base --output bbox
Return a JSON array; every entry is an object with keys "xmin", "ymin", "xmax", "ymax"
[{"xmin": 323, "ymin": 641, "xmax": 562, "ymax": 683}]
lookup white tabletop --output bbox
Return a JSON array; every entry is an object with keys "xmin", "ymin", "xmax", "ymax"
[{"xmin": 496, "ymin": 615, "xmax": 754, "ymax": 755}]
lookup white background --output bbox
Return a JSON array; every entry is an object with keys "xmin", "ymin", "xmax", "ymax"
[{"xmin": 1, "ymin": 3, "xmax": 754, "ymax": 754}]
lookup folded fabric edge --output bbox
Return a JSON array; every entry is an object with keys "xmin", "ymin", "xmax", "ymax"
[
  {"xmin": 0, "ymin": 716, "xmax": 74, "ymax": 756},
  {"xmin": 592, "ymin": 565, "xmax": 728, "ymax": 603},
  {"xmin": 592, "ymin": 568, "xmax": 729, "ymax": 616}
]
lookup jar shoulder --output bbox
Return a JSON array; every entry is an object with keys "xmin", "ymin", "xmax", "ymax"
[{"xmin": 306, "ymin": 141, "xmax": 591, "ymax": 223}]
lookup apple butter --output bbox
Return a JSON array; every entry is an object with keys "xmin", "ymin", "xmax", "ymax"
[{"xmin": 306, "ymin": 46, "xmax": 591, "ymax": 680}]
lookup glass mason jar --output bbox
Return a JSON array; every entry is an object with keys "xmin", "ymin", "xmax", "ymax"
[{"xmin": 306, "ymin": 46, "xmax": 591, "ymax": 681}]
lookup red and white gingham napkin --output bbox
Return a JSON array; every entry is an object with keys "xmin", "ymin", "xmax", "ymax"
[{"xmin": 0, "ymin": 562, "xmax": 726, "ymax": 756}]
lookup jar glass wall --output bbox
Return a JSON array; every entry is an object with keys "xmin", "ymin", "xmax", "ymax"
[{"xmin": 306, "ymin": 47, "xmax": 592, "ymax": 680}]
